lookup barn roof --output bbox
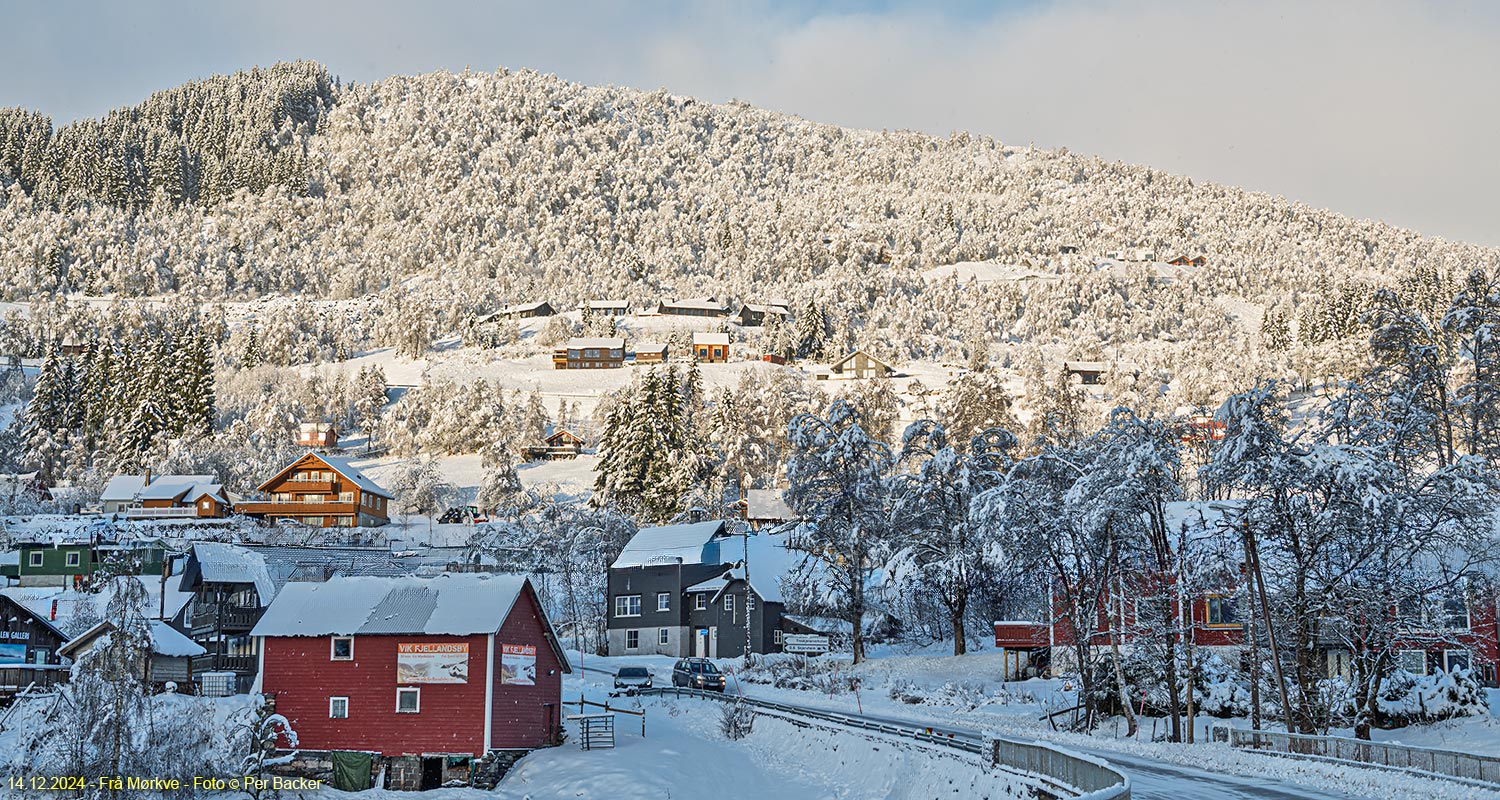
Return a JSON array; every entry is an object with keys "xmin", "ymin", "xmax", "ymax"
[
  {"xmin": 610, "ymin": 520, "xmax": 728, "ymax": 569},
  {"xmin": 250, "ymin": 573, "xmax": 527, "ymax": 637}
]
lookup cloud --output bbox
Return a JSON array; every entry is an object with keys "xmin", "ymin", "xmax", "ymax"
[{"xmin": 2, "ymin": 0, "xmax": 1497, "ymax": 244}]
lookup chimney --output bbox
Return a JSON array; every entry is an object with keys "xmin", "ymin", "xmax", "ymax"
[{"xmin": 143, "ymin": 467, "xmax": 152, "ymax": 486}]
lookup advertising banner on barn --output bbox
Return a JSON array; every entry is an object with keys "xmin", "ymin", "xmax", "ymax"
[
  {"xmin": 396, "ymin": 642, "xmax": 469, "ymax": 684},
  {"xmin": 0, "ymin": 643, "xmax": 25, "ymax": 665},
  {"xmin": 500, "ymin": 643, "xmax": 536, "ymax": 685}
]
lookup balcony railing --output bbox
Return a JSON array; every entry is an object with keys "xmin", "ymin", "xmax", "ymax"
[
  {"xmin": 123, "ymin": 506, "xmax": 198, "ymax": 519},
  {"xmin": 190, "ymin": 654, "xmax": 258, "ymax": 675},
  {"xmin": 190, "ymin": 605, "xmax": 261, "ymax": 633},
  {"xmin": 234, "ymin": 500, "xmax": 358, "ymax": 517}
]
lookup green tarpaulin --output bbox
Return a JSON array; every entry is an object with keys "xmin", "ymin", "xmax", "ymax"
[{"xmin": 330, "ymin": 751, "xmax": 372, "ymax": 791}]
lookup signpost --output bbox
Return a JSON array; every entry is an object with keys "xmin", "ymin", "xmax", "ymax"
[{"xmin": 782, "ymin": 634, "xmax": 831, "ymax": 655}]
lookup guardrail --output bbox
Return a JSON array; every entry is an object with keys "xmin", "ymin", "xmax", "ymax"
[
  {"xmin": 642, "ymin": 687, "xmax": 1129, "ymax": 800},
  {"xmin": 1216, "ymin": 726, "xmax": 1500, "ymax": 788}
]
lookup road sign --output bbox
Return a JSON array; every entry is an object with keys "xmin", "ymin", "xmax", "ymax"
[{"xmin": 782, "ymin": 634, "xmax": 831, "ymax": 654}]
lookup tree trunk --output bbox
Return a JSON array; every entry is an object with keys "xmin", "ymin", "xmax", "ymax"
[
  {"xmin": 951, "ymin": 604, "xmax": 967, "ymax": 656},
  {"xmin": 1110, "ymin": 588, "xmax": 1137, "ymax": 738}
]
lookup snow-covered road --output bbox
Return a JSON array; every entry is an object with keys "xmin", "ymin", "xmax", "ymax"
[{"xmin": 741, "ymin": 697, "xmax": 1363, "ymax": 800}]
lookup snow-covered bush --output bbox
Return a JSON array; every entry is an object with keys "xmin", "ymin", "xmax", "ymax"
[
  {"xmin": 887, "ymin": 680, "xmax": 992, "ymax": 711},
  {"xmin": 1370, "ymin": 668, "xmax": 1487, "ymax": 728},
  {"xmin": 735, "ymin": 654, "xmax": 859, "ymax": 694}
]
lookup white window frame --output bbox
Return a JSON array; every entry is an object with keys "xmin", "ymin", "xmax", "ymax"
[
  {"xmin": 747, "ymin": 593, "xmax": 756, "ymax": 611},
  {"xmin": 28, "ymin": 551, "xmax": 43, "ymax": 567},
  {"xmin": 614, "ymin": 595, "xmax": 642, "ymax": 618},
  {"xmin": 1442, "ymin": 597, "xmax": 1471, "ymax": 631},
  {"xmin": 1444, "ymin": 649, "xmax": 1472, "ymax": 674},
  {"xmin": 657, "ymin": 592, "xmax": 671, "ymax": 612},
  {"xmin": 396, "ymin": 687, "xmax": 420, "ymax": 714},
  {"xmin": 65, "ymin": 551, "xmax": 80, "ymax": 567},
  {"xmin": 773, "ymin": 629, "xmax": 783, "ymax": 645},
  {"xmin": 1399, "ymin": 649, "xmax": 1427, "ymax": 676},
  {"xmin": 694, "ymin": 594, "xmax": 707, "ymax": 611},
  {"xmin": 329, "ymin": 696, "xmax": 349, "ymax": 719},
  {"xmin": 724, "ymin": 594, "xmax": 734, "ymax": 612},
  {"xmin": 659, "ymin": 628, "xmax": 670, "ymax": 646},
  {"xmin": 626, "ymin": 630, "xmax": 639, "ymax": 650},
  {"xmin": 330, "ymin": 636, "xmax": 354, "ymax": 661}
]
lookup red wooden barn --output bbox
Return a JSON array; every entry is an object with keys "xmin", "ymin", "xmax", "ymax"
[{"xmin": 252, "ymin": 573, "xmax": 569, "ymax": 789}]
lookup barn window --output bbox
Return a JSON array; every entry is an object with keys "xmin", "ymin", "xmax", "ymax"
[
  {"xmin": 1206, "ymin": 596, "xmax": 1238, "ymax": 627},
  {"xmin": 28, "ymin": 551, "xmax": 42, "ymax": 567},
  {"xmin": 331, "ymin": 637, "xmax": 354, "ymax": 661},
  {"xmin": 65, "ymin": 552, "xmax": 80, "ymax": 567},
  {"xmin": 396, "ymin": 687, "xmax": 420, "ymax": 713},
  {"xmin": 626, "ymin": 630, "xmax": 639, "ymax": 650},
  {"xmin": 329, "ymin": 697, "xmax": 349, "ymax": 719}
]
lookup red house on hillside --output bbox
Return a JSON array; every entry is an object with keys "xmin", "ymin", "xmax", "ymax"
[{"xmin": 252, "ymin": 574, "xmax": 570, "ymax": 790}]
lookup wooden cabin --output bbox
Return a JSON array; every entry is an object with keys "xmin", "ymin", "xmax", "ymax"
[
  {"xmin": 655, "ymin": 297, "xmax": 728, "ymax": 318},
  {"xmin": 234, "ymin": 452, "xmax": 393, "ymax": 528},
  {"xmin": 692, "ymin": 332, "xmax": 730, "ymax": 363},
  {"xmin": 633, "ymin": 343, "xmax": 669, "ymax": 365},
  {"xmin": 524, "ymin": 429, "xmax": 586, "ymax": 460},
  {"xmin": 553, "ymin": 337, "xmax": 625, "ymax": 370},
  {"xmin": 297, "ymin": 422, "xmax": 338, "ymax": 449},
  {"xmin": 822, "ymin": 350, "xmax": 894, "ymax": 380}
]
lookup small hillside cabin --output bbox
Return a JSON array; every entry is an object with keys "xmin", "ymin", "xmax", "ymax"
[
  {"xmin": 1064, "ymin": 360, "xmax": 1108, "ymax": 386},
  {"xmin": 59, "ymin": 620, "xmax": 206, "ymax": 689},
  {"xmin": 497, "ymin": 301, "xmax": 555, "ymax": 320},
  {"xmin": 691, "ymin": 332, "xmax": 730, "ymax": 363},
  {"xmin": 1059, "ymin": 244, "xmax": 1080, "ymax": 255},
  {"xmin": 1167, "ymin": 254, "xmax": 1206, "ymax": 267},
  {"xmin": 580, "ymin": 300, "xmax": 631, "ymax": 317},
  {"xmin": 553, "ymin": 337, "xmax": 625, "ymax": 370},
  {"xmin": 633, "ymin": 342, "xmax": 669, "ymax": 364},
  {"xmin": 823, "ymin": 350, "xmax": 894, "ymax": 380},
  {"xmin": 234, "ymin": 452, "xmax": 393, "ymax": 528},
  {"xmin": 15, "ymin": 535, "xmax": 171, "ymax": 588},
  {"xmin": 101, "ymin": 472, "xmax": 228, "ymax": 520},
  {"xmin": 253, "ymin": 574, "xmax": 569, "ymax": 790},
  {"xmin": 297, "ymin": 422, "xmax": 338, "ymax": 449},
  {"xmin": 524, "ymin": 430, "xmax": 585, "ymax": 461},
  {"xmin": 655, "ymin": 297, "xmax": 728, "ymax": 318},
  {"xmin": 732, "ymin": 304, "xmax": 790, "ymax": 327},
  {"xmin": 761, "ymin": 353, "xmax": 787, "ymax": 365}
]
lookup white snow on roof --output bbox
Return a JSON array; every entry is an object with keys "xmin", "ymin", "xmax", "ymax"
[
  {"xmin": 309, "ymin": 452, "xmax": 394, "ymax": 499},
  {"xmin": 502, "ymin": 301, "xmax": 551, "ymax": 314},
  {"xmin": 611, "ymin": 521, "xmax": 727, "ymax": 569},
  {"xmin": 192, "ymin": 542, "xmax": 276, "ymax": 604},
  {"xmin": 563, "ymin": 337, "xmax": 625, "ymax": 350},
  {"xmin": 136, "ymin": 475, "xmax": 216, "ymax": 501},
  {"xmin": 100, "ymin": 475, "xmax": 149, "ymax": 503},
  {"xmin": 692, "ymin": 332, "xmax": 731, "ymax": 346},
  {"xmin": 739, "ymin": 304, "xmax": 790, "ymax": 315},
  {"xmin": 148, "ymin": 620, "xmax": 206, "ymax": 657},
  {"xmin": 745, "ymin": 489, "xmax": 793, "ymax": 521},
  {"xmin": 633, "ymin": 342, "xmax": 668, "ymax": 353},
  {"xmin": 582, "ymin": 300, "xmax": 630, "ymax": 309},
  {"xmin": 249, "ymin": 573, "xmax": 528, "ymax": 637},
  {"xmin": 716, "ymin": 532, "xmax": 806, "ymax": 604},
  {"xmin": 660, "ymin": 297, "xmax": 726, "ymax": 311}
]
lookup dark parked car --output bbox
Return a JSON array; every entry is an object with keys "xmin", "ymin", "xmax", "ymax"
[
  {"xmin": 613, "ymin": 666, "xmax": 653, "ymax": 693},
  {"xmin": 671, "ymin": 658, "xmax": 725, "ymax": 691}
]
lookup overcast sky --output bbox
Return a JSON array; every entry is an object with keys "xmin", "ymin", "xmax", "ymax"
[{"xmin": 4, "ymin": 0, "xmax": 1497, "ymax": 244}]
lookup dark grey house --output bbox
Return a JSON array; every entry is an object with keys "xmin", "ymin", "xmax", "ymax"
[{"xmin": 606, "ymin": 521, "xmax": 803, "ymax": 658}]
